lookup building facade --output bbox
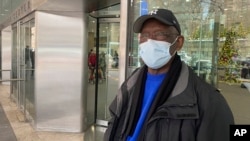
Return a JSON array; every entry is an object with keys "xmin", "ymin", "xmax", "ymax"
[{"xmin": 0, "ymin": 0, "xmax": 250, "ymax": 133}]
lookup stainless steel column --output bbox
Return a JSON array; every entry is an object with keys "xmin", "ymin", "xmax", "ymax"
[{"xmin": 35, "ymin": 11, "xmax": 84, "ymax": 132}]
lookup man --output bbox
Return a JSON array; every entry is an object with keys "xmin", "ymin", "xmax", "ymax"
[
  {"xmin": 99, "ymin": 51, "xmax": 107, "ymax": 79},
  {"xmin": 104, "ymin": 9, "xmax": 234, "ymax": 141}
]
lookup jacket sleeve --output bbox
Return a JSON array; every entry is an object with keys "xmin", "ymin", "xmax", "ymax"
[
  {"xmin": 103, "ymin": 96, "xmax": 118, "ymax": 141},
  {"xmin": 196, "ymin": 90, "xmax": 234, "ymax": 141},
  {"xmin": 103, "ymin": 67, "xmax": 141, "ymax": 141}
]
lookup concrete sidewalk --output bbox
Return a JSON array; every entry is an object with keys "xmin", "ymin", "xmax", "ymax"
[
  {"xmin": 0, "ymin": 103, "xmax": 17, "ymax": 141},
  {"xmin": 218, "ymin": 82, "xmax": 250, "ymax": 124},
  {"xmin": 0, "ymin": 84, "xmax": 84, "ymax": 141}
]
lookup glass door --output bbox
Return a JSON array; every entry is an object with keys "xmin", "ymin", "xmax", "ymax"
[
  {"xmin": 20, "ymin": 19, "xmax": 36, "ymax": 120},
  {"xmin": 11, "ymin": 25, "xmax": 19, "ymax": 103},
  {"xmin": 11, "ymin": 17, "xmax": 35, "ymax": 121},
  {"xmin": 96, "ymin": 19, "xmax": 120, "ymax": 126},
  {"xmin": 85, "ymin": 4, "xmax": 120, "ymax": 127}
]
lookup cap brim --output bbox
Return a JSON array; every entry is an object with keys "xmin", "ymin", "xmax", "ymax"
[{"xmin": 133, "ymin": 15, "xmax": 174, "ymax": 33}]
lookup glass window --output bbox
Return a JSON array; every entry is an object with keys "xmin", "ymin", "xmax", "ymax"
[
  {"xmin": 130, "ymin": 0, "xmax": 226, "ymax": 85},
  {"xmin": 218, "ymin": 0, "xmax": 250, "ymax": 83},
  {"xmin": 0, "ymin": 0, "xmax": 27, "ymax": 23}
]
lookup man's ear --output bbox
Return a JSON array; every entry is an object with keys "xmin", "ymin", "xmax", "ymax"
[{"xmin": 176, "ymin": 35, "xmax": 184, "ymax": 51}]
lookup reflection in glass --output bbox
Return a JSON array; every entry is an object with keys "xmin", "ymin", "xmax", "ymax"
[
  {"xmin": 23, "ymin": 19, "xmax": 36, "ymax": 120},
  {"xmin": 11, "ymin": 26, "xmax": 18, "ymax": 101},
  {"xmin": 10, "ymin": 18, "xmax": 36, "ymax": 121},
  {"xmin": 86, "ymin": 5, "xmax": 120, "ymax": 126},
  {"xmin": 130, "ymin": 0, "xmax": 225, "ymax": 85}
]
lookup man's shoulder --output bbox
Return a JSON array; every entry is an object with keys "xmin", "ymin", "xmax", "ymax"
[{"xmin": 190, "ymin": 73, "xmax": 227, "ymax": 110}]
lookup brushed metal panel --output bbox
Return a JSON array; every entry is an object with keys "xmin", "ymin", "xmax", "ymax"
[
  {"xmin": 35, "ymin": 11, "xmax": 84, "ymax": 132},
  {"xmin": 81, "ymin": 13, "xmax": 90, "ymax": 131}
]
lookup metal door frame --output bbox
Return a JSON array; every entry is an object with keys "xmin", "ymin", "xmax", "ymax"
[{"xmin": 90, "ymin": 12, "xmax": 120, "ymax": 126}]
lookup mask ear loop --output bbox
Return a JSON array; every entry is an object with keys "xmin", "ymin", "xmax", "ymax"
[
  {"xmin": 170, "ymin": 36, "xmax": 179, "ymax": 46},
  {"xmin": 170, "ymin": 36, "xmax": 179, "ymax": 55}
]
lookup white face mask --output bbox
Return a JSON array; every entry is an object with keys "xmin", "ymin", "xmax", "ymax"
[{"xmin": 139, "ymin": 38, "xmax": 177, "ymax": 69}]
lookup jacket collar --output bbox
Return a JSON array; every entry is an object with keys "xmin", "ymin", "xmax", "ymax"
[{"xmin": 162, "ymin": 62, "xmax": 199, "ymax": 119}]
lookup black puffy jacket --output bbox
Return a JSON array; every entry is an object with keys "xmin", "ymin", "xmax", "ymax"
[{"xmin": 104, "ymin": 63, "xmax": 234, "ymax": 141}]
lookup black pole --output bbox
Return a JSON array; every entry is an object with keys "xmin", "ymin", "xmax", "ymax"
[{"xmin": 94, "ymin": 18, "xmax": 100, "ymax": 123}]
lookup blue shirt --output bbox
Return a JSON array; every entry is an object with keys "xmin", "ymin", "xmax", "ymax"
[{"xmin": 127, "ymin": 72, "xmax": 166, "ymax": 141}]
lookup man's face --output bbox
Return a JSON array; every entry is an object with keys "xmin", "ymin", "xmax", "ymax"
[{"xmin": 139, "ymin": 19, "xmax": 180, "ymax": 55}]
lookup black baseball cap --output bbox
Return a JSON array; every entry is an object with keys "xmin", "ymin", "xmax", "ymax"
[{"xmin": 133, "ymin": 9, "xmax": 181, "ymax": 34}]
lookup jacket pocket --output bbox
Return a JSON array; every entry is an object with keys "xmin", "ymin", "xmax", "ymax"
[
  {"xmin": 144, "ymin": 106, "xmax": 197, "ymax": 141},
  {"xmin": 144, "ymin": 112, "xmax": 170, "ymax": 141}
]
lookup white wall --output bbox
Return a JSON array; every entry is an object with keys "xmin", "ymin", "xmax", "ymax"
[{"xmin": 1, "ymin": 26, "xmax": 12, "ymax": 85}]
